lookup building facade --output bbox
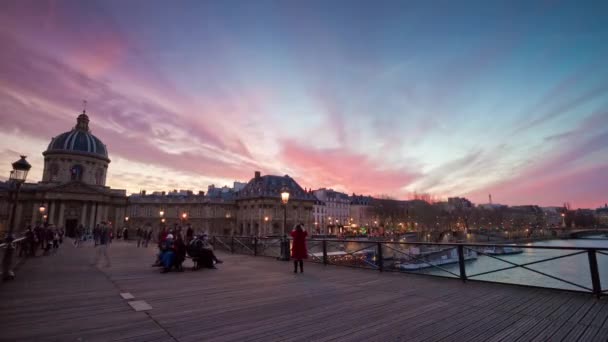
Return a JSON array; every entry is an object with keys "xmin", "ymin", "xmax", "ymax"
[
  {"xmin": 126, "ymin": 189, "xmax": 236, "ymax": 236},
  {"xmin": 235, "ymin": 172, "xmax": 316, "ymax": 236},
  {"xmin": 312, "ymin": 188, "xmax": 350, "ymax": 233},
  {"xmin": 349, "ymin": 194, "xmax": 373, "ymax": 231},
  {"xmin": 312, "ymin": 199, "xmax": 327, "ymax": 234},
  {"xmin": 0, "ymin": 110, "xmax": 128, "ymax": 237}
]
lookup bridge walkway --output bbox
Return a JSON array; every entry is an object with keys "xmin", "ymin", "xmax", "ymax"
[{"xmin": 1, "ymin": 241, "xmax": 608, "ymax": 341}]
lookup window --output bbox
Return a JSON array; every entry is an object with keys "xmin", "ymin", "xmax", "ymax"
[{"xmin": 70, "ymin": 165, "xmax": 84, "ymax": 181}]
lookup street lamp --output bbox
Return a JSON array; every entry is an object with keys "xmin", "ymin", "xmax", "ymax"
[
  {"xmin": 39, "ymin": 205, "xmax": 47, "ymax": 225},
  {"xmin": 159, "ymin": 209, "xmax": 165, "ymax": 227},
  {"xmin": 2, "ymin": 155, "xmax": 31, "ymax": 281},
  {"xmin": 280, "ymin": 186, "xmax": 290, "ymax": 261}
]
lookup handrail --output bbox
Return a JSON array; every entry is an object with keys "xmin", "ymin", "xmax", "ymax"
[
  {"xmin": 0, "ymin": 237, "xmax": 26, "ymax": 249},
  {"xmin": 213, "ymin": 235, "xmax": 607, "ymax": 297},
  {"xmin": 211, "ymin": 236, "xmax": 608, "ymax": 251}
]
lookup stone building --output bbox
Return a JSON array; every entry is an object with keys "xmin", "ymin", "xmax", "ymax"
[
  {"xmin": 349, "ymin": 194, "xmax": 374, "ymax": 230},
  {"xmin": 235, "ymin": 172, "xmax": 316, "ymax": 236},
  {"xmin": 126, "ymin": 188, "xmax": 236, "ymax": 236},
  {"xmin": 312, "ymin": 188, "xmax": 350, "ymax": 233},
  {"xmin": 0, "ymin": 112, "xmax": 318, "ymax": 238},
  {"xmin": 0, "ymin": 110, "xmax": 128, "ymax": 237},
  {"xmin": 312, "ymin": 199, "xmax": 326, "ymax": 234}
]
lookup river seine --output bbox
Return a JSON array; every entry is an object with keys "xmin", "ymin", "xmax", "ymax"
[{"xmin": 333, "ymin": 236, "xmax": 608, "ymax": 292}]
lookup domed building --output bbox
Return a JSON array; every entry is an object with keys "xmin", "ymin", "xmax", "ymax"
[
  {"xmin": 42, "ymin": 111, "xmax": 109, "ymax": 186},
  {"xmin": 0, "ymin": 109, "xmax": 318, "ymax": 238},
  {"xmin": 0, "ymin": 110, "xmax": 127, "ymax": 236}
]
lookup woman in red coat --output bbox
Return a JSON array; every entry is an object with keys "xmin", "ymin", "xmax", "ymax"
[{"xmin": 290, "ymin": 225, "xmax": 308, "ymax": 273}]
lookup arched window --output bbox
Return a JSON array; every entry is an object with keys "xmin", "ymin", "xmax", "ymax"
[
  {"xmin": 49, "ymin": 163, "xmax": 59, "ymax": 181},
  {"xmin": 95, "ymin": 168, "xmax": 104, "ymax": 185},
  {"xmin": 70, "ymin": 165, "xmax": 84, "ymax": 181}
]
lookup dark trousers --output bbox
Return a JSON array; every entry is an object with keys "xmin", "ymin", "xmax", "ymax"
[{"xmin": 293, "ymin": 260, "xmax": 303, "ymax": 272}]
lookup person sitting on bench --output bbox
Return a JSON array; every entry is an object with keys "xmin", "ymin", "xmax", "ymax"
[
  {"xmin": 173, "ymin": 235, "xmax": 186, "ymax": 272},
  {"xmin": 187, "ymin": 234, "xmax": 222, "ymax": 269}
]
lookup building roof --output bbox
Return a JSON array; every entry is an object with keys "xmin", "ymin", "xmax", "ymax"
[
  {"xmin": 350, "ymin": 194, "xmax": 373, "ymax": 205},
  {"xmin": 44, "ymin": 111, "xmax": 108, "ymax": 160},
  {"xmin": 237, "ymin": 173, "xmax": 316, "ymax": 201}
]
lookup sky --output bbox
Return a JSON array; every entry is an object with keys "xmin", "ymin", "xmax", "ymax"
[{"xmin": 0, "ymin": 0, "xmax": 607, "ymax": 208}]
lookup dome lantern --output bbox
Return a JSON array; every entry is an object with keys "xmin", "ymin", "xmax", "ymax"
[{"xmin": 43, "ymin": 107, "xmax": 109, "ymax": 161}]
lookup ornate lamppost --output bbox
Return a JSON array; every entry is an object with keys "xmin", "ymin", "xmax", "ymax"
[
  {"xmin": 279, "ymin": 187, "xmax": 290, "ymax": 261},
  {"xmin": 2, "ymin": 156, "xmax": 31, "ymax": 281}
]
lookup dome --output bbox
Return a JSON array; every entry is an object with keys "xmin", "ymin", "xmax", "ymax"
[{"xmin": 45, "ymin": 111, "xmax": 109, "ymax": 160}]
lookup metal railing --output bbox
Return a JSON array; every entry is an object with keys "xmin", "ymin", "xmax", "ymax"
[
  {"xmin": 212, "ymin": 236, "xmax": 608, "ymax": 297},
  {"xmin": 0, "ymin": 236, "xmax": 28, "ymax": 276}
]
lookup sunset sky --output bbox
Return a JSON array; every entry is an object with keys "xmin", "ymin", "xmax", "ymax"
[{"xmin": 1, "ymin": 0, "xmax": 607, "ymax": 208}]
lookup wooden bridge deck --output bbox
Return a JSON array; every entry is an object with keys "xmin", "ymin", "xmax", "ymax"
[{"xmin": 1, "ymin": 241, "xmax": 608, "ymax": 342}]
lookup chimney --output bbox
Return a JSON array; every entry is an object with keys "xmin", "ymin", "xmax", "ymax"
[
  {"xmin": 141, "ymin": 190, "xmax": 146, "ymax": 195},
  {"xmin": 161, "ymin": 191, "xmax": 166, "ymax": 196},
  {"xmin": 255, "ymin": 171, "xmax": 261, "ymax": 179},
  {"xmin": 199, "ymin": 191, "xmax": 205, "ymax": 196}
]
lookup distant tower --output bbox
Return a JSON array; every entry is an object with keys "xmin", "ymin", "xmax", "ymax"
[{"xmin": 489, "ymin": 194, "xmax": 492, "ymax": 205}]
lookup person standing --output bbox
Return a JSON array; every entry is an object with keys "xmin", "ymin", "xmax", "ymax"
[
  {"xmin": 186, "ymin": 225, "xmax": 193, "ymax": 245},
  {"xmin": 93, "ymin": 222, "xmax": 111, "ymax": 268},
  {"xmin": 144, "ymin": 229, "xmax": 152, "ymax": 248},
  {"xmin": 25, "ymin": 227, "xmax": 35, "ymax": 257},
  {"xmin": 290, "ymin": 225, "xmax": 308, "ymax": 273}
]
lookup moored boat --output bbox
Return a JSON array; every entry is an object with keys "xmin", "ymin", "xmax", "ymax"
[
  {"xmin": 396, "ymin": 247, "xmax": 477, "ymax": 271},
  {"xmin": 482, "ymin": 246, "xmax": 523, "ymax": 255}
]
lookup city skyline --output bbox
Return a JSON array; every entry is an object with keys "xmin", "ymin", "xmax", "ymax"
[{"xmin": 1, "ymin": 1, "xmax": 607, "ymax": 209}]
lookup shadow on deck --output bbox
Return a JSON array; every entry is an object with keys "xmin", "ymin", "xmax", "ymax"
[{"xmin": 1, "ymin": 240, "xmax": 607, "ymax": 341}]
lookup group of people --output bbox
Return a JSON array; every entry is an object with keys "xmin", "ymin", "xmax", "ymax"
[
  {"xmin": 135, "ymin": 227, "xmax": 153, "ymax": 247},
  {"xmin": 152, "ymin": 224, "xmax": 222, "ymax": 273},
  {"xmin": 20, "ymin": 224, "xmax": 64, "ymax": 257},
  {"xmin": 91, "ymin": 222, "xmax": 112, "ymax": 268}
]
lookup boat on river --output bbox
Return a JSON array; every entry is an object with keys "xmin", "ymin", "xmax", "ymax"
[
  {"xmin": 396, "ymin": 247, "xmax": 477, "ymax": 271},
  {"xmin": 481, "ymin": 246, "xmax": 523, "ymax": 255}
]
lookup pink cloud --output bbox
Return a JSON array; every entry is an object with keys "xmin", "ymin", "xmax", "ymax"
[{"xmin": 279, "ymin": 140, "xmax": 419, "ymax": 196}]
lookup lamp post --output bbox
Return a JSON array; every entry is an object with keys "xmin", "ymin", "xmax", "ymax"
[
  {"xmin": 264, "ymin": 216, "xmax": 269, "ymax": 237},
  {"xmin": 2, "ymin": 156, "xmax": 31, "ymax": 281},
  {"xmin": 279, "ymin": 187, "xmax": 290, "ymax": 261}
]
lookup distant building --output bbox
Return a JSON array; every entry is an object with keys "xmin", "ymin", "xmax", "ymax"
[
  {"xmin": 312, "ymin": 199, "xmax": 326, "ymax": 234},
  {"xmin": 596, "ymin": 204, "xmax": 608, "ymax": 226},
  {"xmin": 447, "ymin": 197, "xmax": 473, "ymax": 211},
  {"xmin": 236, "ymin": 171, "xmax": 316, "ymax": 235},
  {"xmin": 349, "ymin": 194, "xmax": 374, "ymax": 231},
  {"xmin": 541, "ymin": 207, "xmax": 563, "ymax": 228},
  {"xmin": 313, "ymin": 188, "xmax": 350, "ymax": 234},
  {"xmin": 127, "ymin": 189, "xmax": 234, "ymax": 235},
  {"xmin": 0, "ymin": 109, "xmax": 127, "ymax": 236},
  {"xmin": 478, "ymin": 203, "xmax": 508, "ymax": 210}
]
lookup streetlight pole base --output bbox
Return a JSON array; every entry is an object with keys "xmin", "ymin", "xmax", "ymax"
[{"xmin": 279, "ymin": 237, "xmax": 290, "ymax": 261}]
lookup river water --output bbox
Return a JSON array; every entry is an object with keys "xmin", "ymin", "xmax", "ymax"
[{"xmin": 320, "ymin": 236, "xmax": 608, "ymax": 292}]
